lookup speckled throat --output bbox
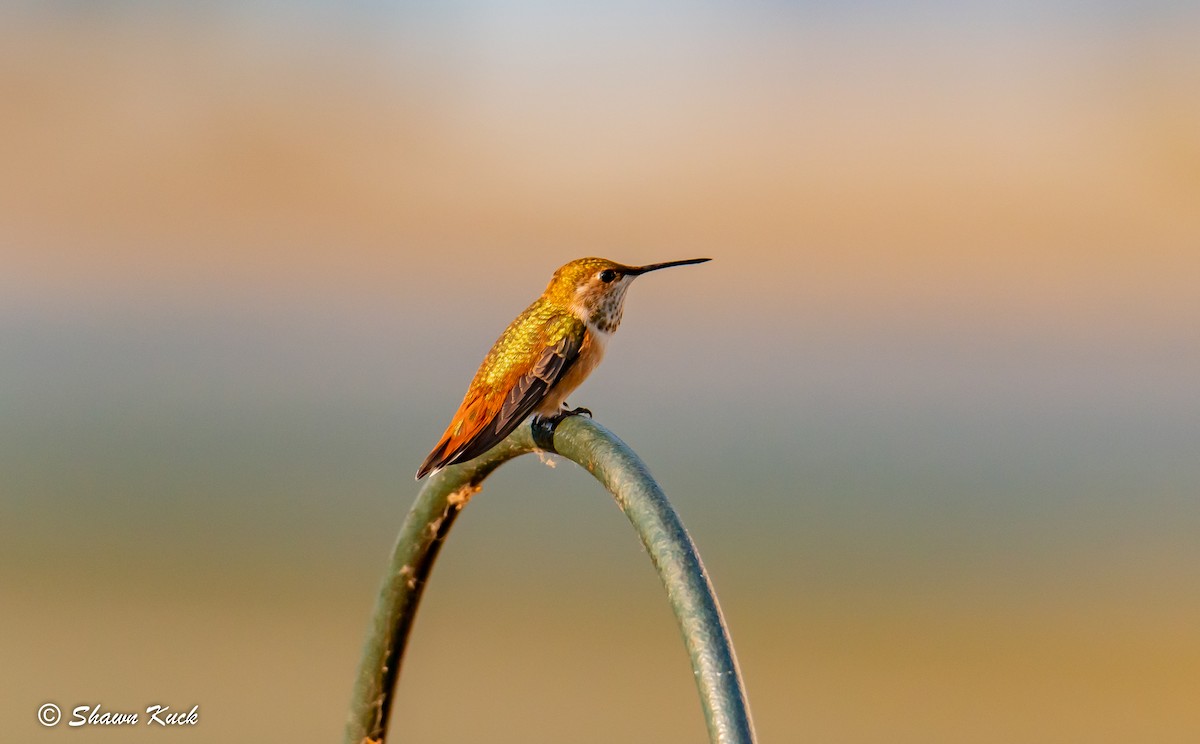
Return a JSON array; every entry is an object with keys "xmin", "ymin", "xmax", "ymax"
[{"xmin": 586, "ymin": 281, "xmax": 630, "ymax": 334}]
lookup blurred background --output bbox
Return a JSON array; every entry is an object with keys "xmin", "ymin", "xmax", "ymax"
[{"xmin": 3, "ymin": 1, "xmax": 1199, "ymax": 742}]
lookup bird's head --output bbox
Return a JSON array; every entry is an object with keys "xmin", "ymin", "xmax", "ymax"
[{"xmin": 544, "ymin": 257, "xmax": 711, "ymax": 333}]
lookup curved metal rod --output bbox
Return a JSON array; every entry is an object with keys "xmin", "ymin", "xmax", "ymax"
[{"xmin": 344, "ymin": 416, "xmax": 756, "ymax": 744}]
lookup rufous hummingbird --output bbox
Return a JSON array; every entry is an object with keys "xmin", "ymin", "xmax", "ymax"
[{"xmin": 416, "ymin": 256, "xmax": 711, "ymax": 479}]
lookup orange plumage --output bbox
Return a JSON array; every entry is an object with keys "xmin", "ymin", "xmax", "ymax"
[{"xmin": 417, "ymin": 256, "xmax": 709, "ymax": 479}]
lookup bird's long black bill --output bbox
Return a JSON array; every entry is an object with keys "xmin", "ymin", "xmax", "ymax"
[{"xmin": 627, "ymin": 258, "xmax": 712, "ymax": 275}]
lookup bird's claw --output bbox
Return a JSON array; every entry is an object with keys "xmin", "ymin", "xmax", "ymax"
[{"xmin": 532, "ymin": 406, "xmax": 593, "ymax": 452}]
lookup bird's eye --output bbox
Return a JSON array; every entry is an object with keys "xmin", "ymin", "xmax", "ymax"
[{"xmin": 599, "ymin": 269, "xmax": 617, "ymax": 283}]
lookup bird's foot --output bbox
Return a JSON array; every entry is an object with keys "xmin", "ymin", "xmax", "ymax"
[{"xmin": 531, "ymin": 406, "xmax": 593, "ymax": 452}]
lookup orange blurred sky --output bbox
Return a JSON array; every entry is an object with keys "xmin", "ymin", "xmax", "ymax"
[{"xmin": 2, "ymin": 12, "xmax": 1197, "ymax": 342}]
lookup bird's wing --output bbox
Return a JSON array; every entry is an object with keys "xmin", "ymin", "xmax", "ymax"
[{"xmin": 416, "ymin": 323, "xmax": 584, "ymax": 479}]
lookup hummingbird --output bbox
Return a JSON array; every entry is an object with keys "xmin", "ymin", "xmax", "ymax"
[{"xmin": 416, "ymin": 256, "xmax": 711, "ymax": 479}]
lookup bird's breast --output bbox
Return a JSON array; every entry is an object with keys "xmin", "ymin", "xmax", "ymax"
[{"xmin": 534, "ymin": 327, "xmax": 606, "ymax": 416}]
